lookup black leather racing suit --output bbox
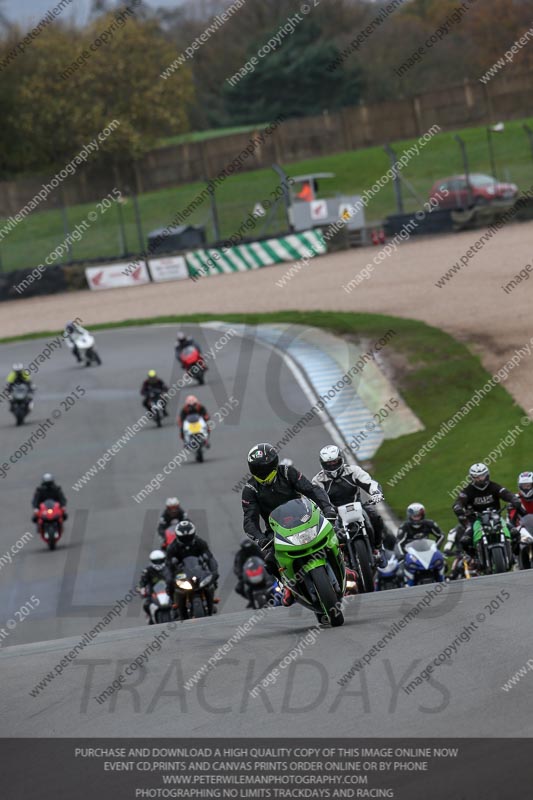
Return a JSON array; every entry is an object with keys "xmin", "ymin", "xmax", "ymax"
[
  {"xmin": 241, "ymin": 464, "xmax": 337, "ymax": 578},
  {"xmin": 138, "ymin": 564, "xmax": 174, "ymax": 621},
  {"xmin": 452, "ymin": 481, "xmax": 520, "ymax": 554},
  {"xmin": 157, "ymin": 506, "xmax": 188, "ymax": 539},
  {"xmin": 397, "ymin": 520, "xmax": 444, "ymax": 552}
]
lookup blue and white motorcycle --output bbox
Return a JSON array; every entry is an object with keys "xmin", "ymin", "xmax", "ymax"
[
  {"xmin": 403, "ymin": 538, "xmax": 445, "ymax": 586},
  {"xmin": 375, "ymin": 545, "xmax": 405, "ymax": 590}
]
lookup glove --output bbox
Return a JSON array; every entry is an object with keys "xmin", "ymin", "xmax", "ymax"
[
  {"xmin": 369, "ymin": 491, "xmax": 384, "ymax": 504},
  {"xmin": 257, "ymin": 536, "xmax": 271, "ymax": 552}
]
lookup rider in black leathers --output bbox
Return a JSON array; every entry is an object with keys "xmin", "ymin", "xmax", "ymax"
[
  {"xmin": 157, "ymin": 498, "xmax": 188, "ymax": 540},
  {"xmin": 233, "ymin": 538, "xmax": 263, "ymax": 599},
  {"xmin": 175, "ymin": 331, "xmax": 203, "ymax": 360},
  {"xmin": 452, "ymin": 463, "xmax": 521, "ymax": 555},
  {"xmin": 397, "ymin": 503, "xmax": 444, "ymax": 551},
  {"xmin": 241, "ymin": 444, "xmax": 337, "ymax": 588},
  {"xmin": 138, "ymin": 550, "xmax": 174, "ymax": 624},
  {"xmin": 140, "ymin": 370, "xmax": 169, "ymax": 415},
  {"xmin": 165, "ymin": 520, "xmax": 219, "ymax": 589},
  {"xmin": 32, "ymin": 473, "xmax": 68, "ymax": 521}
]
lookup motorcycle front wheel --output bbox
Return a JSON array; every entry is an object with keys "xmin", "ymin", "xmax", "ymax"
[
  {"xmin": 519, "ymin": 547, "xmax": 532, "ymax": 570},
  {"xmin": 311, "ymin": 566, "xmax": 344, "ymax": 627},
  {"xmin": 192, "ymin": 596, "xmax": 205, "ymax": 618},
  {"xmin": 354, "ymin": 539, "xmax": 374, "ymax": 593},
  {"xmin": 491, "ymin": 548, "xmax": 507, "ymax": 574}
]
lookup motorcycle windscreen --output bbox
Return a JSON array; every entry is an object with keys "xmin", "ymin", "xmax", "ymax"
[
  {"xmin": 520, "ymin": 514, "xmax": 533, "ymax": 536},
  {"xmin": 181, "ymin": 555, "xmax": 209, "ymax": 582},
  {"xmin": 181, "ymin": 346, "xmax": 198, "ymax": 364},
  {"xmin": 270, "ymin": 497, "xmax": 314, "ymax": 531},
  {"xmin": 405, "ymin": 539, "xmax": 437, "ymax": 569}
]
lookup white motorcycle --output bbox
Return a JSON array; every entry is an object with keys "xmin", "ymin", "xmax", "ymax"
[
  {"xmin": 182, "ymin": 414, "xmax": 209, "ymax": 462},
  {"xmin": 519, "ymin": 514, "xmax": 533, "ymax": 570},
  {"xmin": 148, "ymin": 579, "xmax": 173, "ymax": 624},
  {"xmin": 403, "ymin": 538, "xmax": 445, "ymax": 586},
  {"xmin": 337, "ymin": 500, "xmax": 375, "ymax": 593},
  {"xmin": 67, "ymin": 329, "xmax": 101, "ymax": 367}
]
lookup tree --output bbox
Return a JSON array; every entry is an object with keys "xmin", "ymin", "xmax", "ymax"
[
  {"xmin": 223, "ymin": 18, "xmax": 363, "ymax": 123},
  {"xmin": 0, "ymin": 13, "xmax": 195, "ymax": 175}
]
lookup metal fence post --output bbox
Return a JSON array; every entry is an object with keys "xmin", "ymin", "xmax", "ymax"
[{"xmin": 207, "ymin": 179, "xmax": 221, "ymax": 243}]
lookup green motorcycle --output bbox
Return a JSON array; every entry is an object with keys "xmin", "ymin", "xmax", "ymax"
[
  {"xmin": 269, "ymin": 497, "xmax": 346, "ymax": 627},
  {"xmin": 472, "ymin": 509, "xmax": 513, "ymax": 574}
]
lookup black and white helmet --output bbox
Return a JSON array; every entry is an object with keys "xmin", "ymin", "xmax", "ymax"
[
  {"xmin": 469, "ymin": 463, "xmax": 490, "ymax": 489},
  {"xmin": 149, "ymin": 549, "xmax": 166, "ymax": 571},
  {"xmin": 42, "ymin": 473, "xmax": 54, "ymax": 485},
  {"xmin": 248, "ymin": 443, "xmax": 279, "ymax": 484},
  {"xmin": 175, "ymin": 519, "xmax": 196, "ymax": 545},
  {"xmin": 319, "ymin": 445, "xmax": 344, "ymax": 479},
  {"xmin": 518, "ymin": 471, "xmax": 533, "ymax": 500},
  {"xmin": 407, "ymin": 502, "xmax": 425, "ymax": 528}
]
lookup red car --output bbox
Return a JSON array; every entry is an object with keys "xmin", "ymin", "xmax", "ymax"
[{"xmin": 429, "ymin": 173, "xmax": 518, "ymax": 209}]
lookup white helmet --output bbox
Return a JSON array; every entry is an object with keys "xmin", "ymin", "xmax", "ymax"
[
  {"xmin": 407, "ymin": 502, "xmax": 425, "ymax": 528},
  {"xmin": 319, "ymin": 445, "xmax": 344, "ymax": 479},
  {"xmin": 518, "ymin": 471, "xmax": 533, "ymax": 500},
  {"xmin": 149, "ymin": 549, "xmax": 166, "ymax": 571},
  {"xmin": 469, "ymin": 463, "xmax": 490, "ymax": 489}
]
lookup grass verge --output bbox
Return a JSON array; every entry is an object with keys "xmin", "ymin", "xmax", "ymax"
[{"xmin": 2, "ymin": 115, "xmax": 533, "ymax": 274}]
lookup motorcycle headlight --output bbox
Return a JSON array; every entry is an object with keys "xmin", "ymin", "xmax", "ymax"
[
  {"xmin": 433, "ymin": 559, "xmax": 444, "ymax": 569},
  {"xmin": 176, "ymin": 579, "xmax": 193, "ymax": 591},
  {"xmin": 199, "ymin": 576, "xmax": 212, "ymax": 587},
  {"xmin": 287, "ymin": 526, "xmax": 319, "ymax": 545}
]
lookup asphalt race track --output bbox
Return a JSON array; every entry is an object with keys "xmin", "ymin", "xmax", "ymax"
[
  {"xmin": 1, "ymin": 324, "xmax": 533, "ymax": 736},
  {"xmin": 0, "ymin": 323, "xmax": 354, "ymax": 645},
  {"xmin": 2, "ymin": 572, "xmax": 532, "ymax": 736}
]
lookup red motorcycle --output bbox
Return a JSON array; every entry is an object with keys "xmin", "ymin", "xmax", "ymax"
[
  {"xmin": 161, "ymin": 524, "xmax": 177, "ymax": 551},
  {"xmin": 178, "ymin": 345, "xmax": 207, "ymax": 385},
  {"xmin": 35, "ymin": 500, "xmax": 64, "ymax": 550}
]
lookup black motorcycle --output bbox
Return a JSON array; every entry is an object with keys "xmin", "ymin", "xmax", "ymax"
[
  {"xmin": 242, "ymin": 556, "xmax": 283, "ymax": 609},
  {"xmin": 173, "ymin": 555, "xmax": 215, "ymax": 619},
  {"xmin": 10, "ymin": 383, "xmax": 32, "ymax": 426},
  {"xmin": 146, "ymin": 387, "xmax": 165, "ymax": 428}
]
